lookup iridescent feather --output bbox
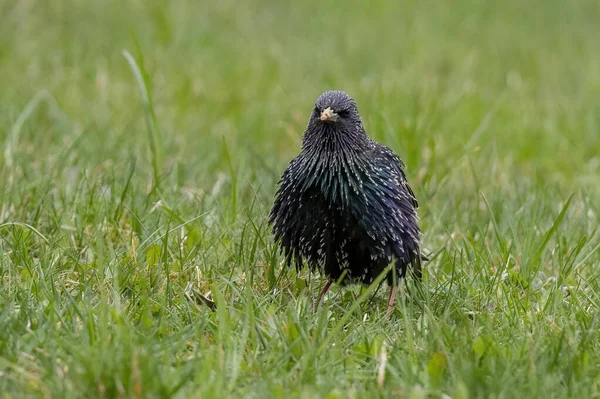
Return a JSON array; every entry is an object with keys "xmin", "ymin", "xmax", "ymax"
[{"xmin": 270, "ymin": 90, "xmax": 422, "ymax": 288}]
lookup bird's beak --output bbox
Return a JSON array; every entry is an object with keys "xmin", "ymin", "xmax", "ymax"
[{"xmin": 320, "ymin": 107, "xmax": 338, "ymax": 122}]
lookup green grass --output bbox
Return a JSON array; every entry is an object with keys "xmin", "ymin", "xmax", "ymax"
[{"xmin": 1, "ymin": 0, "xmax": 600, "ymax": 397}]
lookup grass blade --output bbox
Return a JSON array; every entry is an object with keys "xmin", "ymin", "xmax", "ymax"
[{"xmin": 122, "ymin": 50, "xmax": 164, "ymax": 188}]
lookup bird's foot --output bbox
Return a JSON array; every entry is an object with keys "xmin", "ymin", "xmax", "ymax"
[
  {"xmin": 314, "ymin": 281, "xmax": 332, "ymax": 312},
  {"xmin": 385, "ymin": 286, "xmax": 396, "ymax": 314}
]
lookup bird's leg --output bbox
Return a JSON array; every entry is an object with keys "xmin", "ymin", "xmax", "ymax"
[
  {"xmin": 314, "ymin": 281, "xmax": 332, "ymax": 312},
  {"xmin": 386, "ymin": 286, "xmax": 396, "ymax": 314}
]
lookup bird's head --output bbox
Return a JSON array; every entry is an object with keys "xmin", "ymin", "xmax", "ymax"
[
  {"xmin": 301, "ymin": 90, "xmax": 369, "ymax": 152},
  {"xmin": 312, "ymin": 90, "xmax": 361, "ymax": 126}
]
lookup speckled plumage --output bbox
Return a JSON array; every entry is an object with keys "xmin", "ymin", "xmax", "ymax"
[{"xmin": 270, "ymin": 90, "xmax": 422, "ymax": 291}]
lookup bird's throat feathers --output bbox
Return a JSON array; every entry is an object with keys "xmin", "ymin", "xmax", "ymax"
[
  {"xmin": 296, "ymin": 125, "xmax": 372, "ymax": 207},
  {"xmin": 301, "ymin": 122, "xmax": 370, "ymax": 156}
]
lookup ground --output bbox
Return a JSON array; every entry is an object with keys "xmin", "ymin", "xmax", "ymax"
[{"xmin": 1, "ymin": 0, "xmax": 600, "ymax": 397}]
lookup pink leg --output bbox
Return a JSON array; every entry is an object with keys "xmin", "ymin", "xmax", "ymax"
[
  {"xmin": 314, "ymin": 281, "xmax": 333, "ymax": 311},
  {"xmin": 386, "ymin": 286, "xmax": 396, "ymax": 314}
]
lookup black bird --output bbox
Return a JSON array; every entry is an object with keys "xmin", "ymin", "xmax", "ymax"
[{"xmin": 269, "ymin": 90, "xmax": 423, "ymax": 312}]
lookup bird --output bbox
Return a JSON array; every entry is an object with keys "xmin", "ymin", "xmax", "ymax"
[{"xmin": 269, "ymin": 90, "xmax": 424, "ymax": 312}]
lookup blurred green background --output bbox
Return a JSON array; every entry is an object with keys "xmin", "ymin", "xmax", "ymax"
[
  {"xmin": 1, "ymin": 0, "xmax": 600, "ymax": 397},
  {"xmin": 3, "ymin": 0, "xmax": 599, "ymax": 184}
]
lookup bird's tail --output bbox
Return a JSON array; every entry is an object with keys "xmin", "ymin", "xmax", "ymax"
[
  {"xmin": 413, "ymin": 254, "xmax": 423, "ymax": 280},
  {"xmin": 411, "ymin": 250, "xmax": 432, "ymax": 281}
]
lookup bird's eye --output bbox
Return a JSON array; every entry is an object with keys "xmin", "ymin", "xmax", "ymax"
[
  {"xmin": 338, "ymin": 110, "xmax": 350, "ymax": 118},
  {"xmin": 314, "ymin": 106, "xmax": 320, "ymax": 114}
]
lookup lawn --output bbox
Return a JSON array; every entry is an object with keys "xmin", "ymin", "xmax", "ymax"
[{"xmin": 1, "ymin": 0, "xmax": 600, "ymax": 397}]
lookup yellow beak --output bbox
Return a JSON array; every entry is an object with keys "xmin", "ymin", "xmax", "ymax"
[{"xmin": 320, "ymin": 107, "xmax": 338, "ymax": 122}]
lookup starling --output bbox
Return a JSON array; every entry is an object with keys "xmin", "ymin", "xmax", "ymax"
[{"xmin": 269, "ymin": 90, "xmax": 423, "ymax": 312}]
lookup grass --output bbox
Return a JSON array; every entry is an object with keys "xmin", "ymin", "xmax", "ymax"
[{"xmin": 1, "ymin": 0, "xmax": 600, "ymax": 397}]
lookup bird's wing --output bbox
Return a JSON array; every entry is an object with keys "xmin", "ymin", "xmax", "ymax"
[
  {"xmin": 375, "ymin": 145, "xmax": 418, "ymax": 208},
  {"xmin": 269, "ymin": 156, "xmax": 300, "ymax": 223},
  {"xmin": 345, "ymin": 144, "xmax": 421, "ymax": 262}
]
